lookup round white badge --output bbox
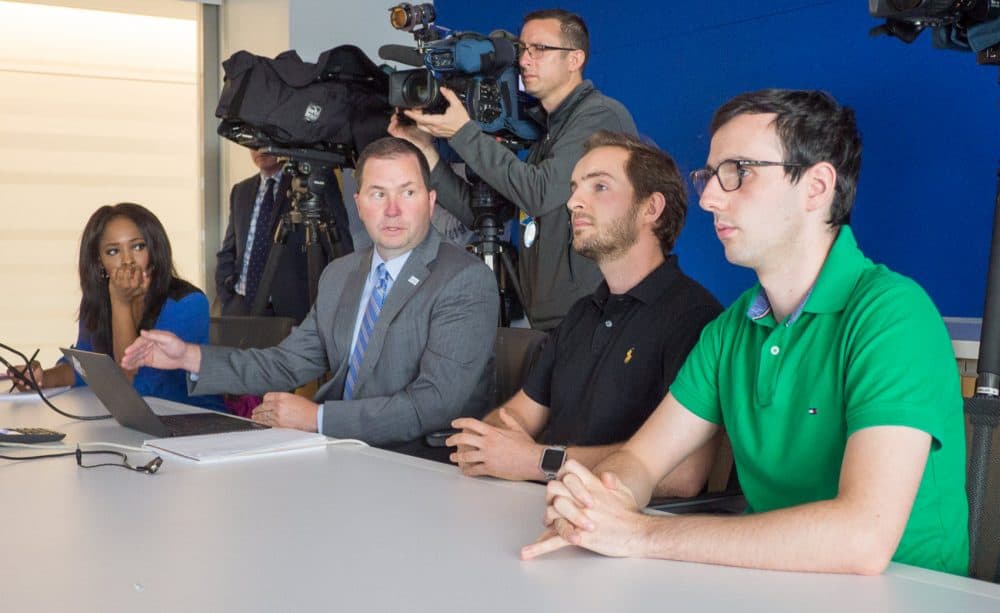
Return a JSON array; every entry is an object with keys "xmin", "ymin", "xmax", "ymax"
[{"xmin": 523, "ymin": 220, "xmax": 537, "ymax": 248}]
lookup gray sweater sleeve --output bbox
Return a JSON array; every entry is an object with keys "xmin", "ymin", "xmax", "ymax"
[{"xmin": 431, "ymin": 99, "xmax": 636, "ymax": 221}]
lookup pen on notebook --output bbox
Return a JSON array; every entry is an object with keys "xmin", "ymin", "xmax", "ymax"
[{"xmin": 8, "ymin": 349, "xmax": 39, "ymax": 393}]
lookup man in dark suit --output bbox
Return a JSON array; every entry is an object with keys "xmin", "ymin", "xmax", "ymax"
[
  {"xmin": 123, "ymin": 138, "xmax": 499, "ymax": 453},
  {"xmin": 215, "ymin": 148, "xmax": 354, "ymax": 323}
]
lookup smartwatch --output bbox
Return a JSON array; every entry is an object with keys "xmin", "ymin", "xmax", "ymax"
[{"xmin": 539, "ymin": 445, "xmax": 567, "ymax": 481}]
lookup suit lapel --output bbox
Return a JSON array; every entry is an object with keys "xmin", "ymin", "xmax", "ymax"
[
  {"xmin": 353, "ymin": 231, "xmax": 441, "ymax": 391},
  {"xmin": 267, "ymin": 173, "xmax": 293, "ymax": 235}
]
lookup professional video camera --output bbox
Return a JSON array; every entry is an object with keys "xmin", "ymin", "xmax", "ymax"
[
  {"xmin": 379, "ymin": 3, "xmax": 541, "ymax": 146},
  {"xmin": 869, "ymin": 0, "xmax": 1000, "ymax": 63}
]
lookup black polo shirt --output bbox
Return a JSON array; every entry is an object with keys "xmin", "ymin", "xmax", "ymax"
[{"xmin": 523, "ymin": 255, "xmax": 722, "ymax": 446}]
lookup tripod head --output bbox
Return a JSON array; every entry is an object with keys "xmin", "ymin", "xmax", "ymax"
[
  {"xmin": 261, "ymin": 145, "xmax": 350, "ymax": 221},
  {"xmin": 248, "ymin": 146, "xmax": 352, "ymax": 315}
]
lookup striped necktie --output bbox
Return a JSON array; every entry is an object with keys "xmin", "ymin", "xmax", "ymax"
[
  {"xmin": 343, "ymin": 263, "xmax": 391, "ymax": 400},
  {"xmin": 244, "ymin": 177, "xmax": 276, "ymax": 305}
]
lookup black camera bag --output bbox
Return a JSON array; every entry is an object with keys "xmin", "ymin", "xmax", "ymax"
[{"xmin": 216, "ymin": 45, "xmax": 390, "ymax": 153}]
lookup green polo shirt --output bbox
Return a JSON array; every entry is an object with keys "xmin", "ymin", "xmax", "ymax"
[{"xmin": 670, "ymin": 226, "xmax": 969, "ymax": 575}]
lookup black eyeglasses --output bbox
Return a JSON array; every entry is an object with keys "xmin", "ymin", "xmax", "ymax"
[
  {"xmin": 515, "ymin": 42, "xmax": 578, "ymax": 59},
  {"xmin": 689, "ymin": 159, "xmax": 804, "ymax": 196}
]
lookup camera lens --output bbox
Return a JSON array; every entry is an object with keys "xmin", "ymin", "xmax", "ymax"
[
  {"xmin": 400, "ymin": 71, "xmax": 440, "ymax": 108},
  {"xmin": 388, "ymin": 3, "xmax": 436, "ymax": 32}
]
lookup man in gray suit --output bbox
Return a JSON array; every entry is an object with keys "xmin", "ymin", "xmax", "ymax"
[{"xmin": 122, "ymin": 138, "xmax": 499, "ymax": 453}]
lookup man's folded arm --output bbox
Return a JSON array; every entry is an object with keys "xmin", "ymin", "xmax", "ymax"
[
  {"xmin": 630, "ymin": 425, "xmax": 930, "ymax": 575},
  {"xmin": 446, "ymin": 105, "xmax": 631, "ymax": 219},
  {"xmin": 595, "ymin": 393, "xmax": 720, "ymax": 508}
]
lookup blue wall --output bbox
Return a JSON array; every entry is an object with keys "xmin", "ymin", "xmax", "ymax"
[{"xmin": 434, "ymin": 1, "xmax": 1000, "ymax": 315}]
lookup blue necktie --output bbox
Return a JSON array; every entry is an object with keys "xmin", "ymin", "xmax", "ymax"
[
  {"xmin": 244, "ymin": 177, "xmax": 276, "ymax": 305},
  {"xmin": 344, "ymin": 263, "xmax": 391, "ymax": 400}
]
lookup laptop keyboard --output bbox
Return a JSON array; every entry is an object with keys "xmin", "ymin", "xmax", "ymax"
[{"xmin": 160, "ymin": 413, "xmax": 269, "ymax": 437}]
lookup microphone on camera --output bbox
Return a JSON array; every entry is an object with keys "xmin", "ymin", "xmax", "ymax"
[{"xmin": 379, "ymin": 44, "xmax": 425, "ymax": 67}]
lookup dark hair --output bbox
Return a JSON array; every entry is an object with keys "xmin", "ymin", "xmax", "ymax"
[
  {"xmin": 710, "ymin": 89, "xmax": 862, "ymax": 227},
  {"xmin": 583, "ymin": 130, "xmax": 687, "ymax": 254},
  {"xmin": 354, "ymin": 137, "xmax": 431, "ymax": 192},
  {"xmin": 78, "ymin": 203, "xmax": 197, "ymax": 353},
  {"xmin": 523, "ymin": 9, "xmax": 589, "ymax": 70}
]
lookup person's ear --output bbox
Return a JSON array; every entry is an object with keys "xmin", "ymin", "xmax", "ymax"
[
  {"xmin": 643, "ymin": 192, "xmax": 666, "ymax": 226},
  {"xmin": 804, "ymin": 161, "xmax": 837, "ymax": 213}
]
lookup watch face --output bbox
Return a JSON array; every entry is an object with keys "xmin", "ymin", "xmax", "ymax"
[{"xmin": 540, "ymin": 447, "xmax": 565, "ymax": 473}]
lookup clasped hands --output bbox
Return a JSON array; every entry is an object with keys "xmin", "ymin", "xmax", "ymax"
[
  {"xmin": 446, "ymin": 408, "xmax": 542, "ymax": 480},
  {"xmin": 520, "ymin": 459, "xmax": 650, "ymax": 561}
]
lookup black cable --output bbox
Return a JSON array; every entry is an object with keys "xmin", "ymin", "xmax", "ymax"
[
  {"xmin": 0, "ymin": 445, "xmax": 161, "ymax": 474},
  {"xmin": 0, "ymin": 343, "xmax": 112, "ymax": 421}
]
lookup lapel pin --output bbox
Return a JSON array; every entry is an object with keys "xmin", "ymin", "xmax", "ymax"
[{"xmin": 408, "ymin": 276, "xmax": 420, "ymax": 286}]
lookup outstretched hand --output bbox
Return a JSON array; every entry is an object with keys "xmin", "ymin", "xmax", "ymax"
[{"xmin": 121, "ymin": 329, "xmax": 199, "ymax": 373}]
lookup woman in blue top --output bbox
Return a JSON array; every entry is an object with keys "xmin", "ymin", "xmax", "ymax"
[{"xmin": 10, "ymin": 203, "xmax": 224, "ymax": 410}]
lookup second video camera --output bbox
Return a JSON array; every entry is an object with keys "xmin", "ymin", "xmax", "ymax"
[{"xmin": 380, "ymin": 4, "xmax": 540, "ymax": 144}]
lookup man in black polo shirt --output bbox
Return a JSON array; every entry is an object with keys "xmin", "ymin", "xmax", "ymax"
[{"xmin": 446, "ymin": 131, "xmax": 722, "ymax": 494}]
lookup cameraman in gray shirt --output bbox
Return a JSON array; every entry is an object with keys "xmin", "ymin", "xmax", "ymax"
[{"xmin": 390, "ymin": 9, "xmax": 636, "ymax": 331}]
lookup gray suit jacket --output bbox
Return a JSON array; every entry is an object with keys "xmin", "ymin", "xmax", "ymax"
[{"xmin": 192, "ymin": 229, "xmax": 499, "ymax": 446}]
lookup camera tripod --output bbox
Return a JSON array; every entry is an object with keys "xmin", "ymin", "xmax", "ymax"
[
  {"xmin": 965, "ymin": 158, "xmax": 1000, "ymax": 584},
  {"xmin": 249, "ymin": 147, "xmax": 351, "ymax": 315},
  {"xmin": 466, "ymin": 174, "xmax": 527, "ymax": 328}
]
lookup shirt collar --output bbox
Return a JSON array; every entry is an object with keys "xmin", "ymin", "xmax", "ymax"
[
  {"xmin": 746, "ymin": 225, "xmax": 867, "ymax": 325},
  {"xmin": 370, "ymin": 248, "xmax": 412, "ymax": 284},
  {"xmin": 592, "ymin": 255, "xmax": 683, "ymax": 308},
  {"xmin": 527, "ymin": 80, "xmax": 594, "ymax": 127},
  {"xmin": 260, "ymin": 168, "xmax": 283, "ymax": 187}
]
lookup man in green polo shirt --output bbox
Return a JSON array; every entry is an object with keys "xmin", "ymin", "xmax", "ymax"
[{"xmin": 521, "ymin": 89, "xmax": 969, "ymax": 576}]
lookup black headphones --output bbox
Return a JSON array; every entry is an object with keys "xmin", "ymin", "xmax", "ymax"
[{"xmin": 75, "ymin": 446, "xmax": 164, "ymax": 474}]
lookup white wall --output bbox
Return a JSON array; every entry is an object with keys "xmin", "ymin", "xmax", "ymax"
[
  {"xmin": 0, "ymin": 0, "xmax": 202, "ymax": 367},
  {"xmin": 288, "ymin": 0, "xmax": 419, "ymax": 64},
  {"xmin": 218, "ymin": 0, "xmax": 290, "ymax": 211}
]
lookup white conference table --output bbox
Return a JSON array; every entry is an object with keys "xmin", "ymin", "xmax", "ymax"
[{"xmin": 2, "ymin": 388, "xmax": 1000, "ymax": 612}]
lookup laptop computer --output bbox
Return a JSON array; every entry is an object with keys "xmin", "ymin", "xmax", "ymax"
[{"xmin": 61, "ymin": 347, "xmax": 269, "ymax": 438}]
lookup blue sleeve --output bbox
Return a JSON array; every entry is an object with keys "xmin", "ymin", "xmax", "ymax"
[
  {"xmin": 134, "ymin": 292, "xmax": 223, "ymax": 410},
  {"xmin": 57, "ymin": 321, "xmax": 93, "ymax": 388},
  {"xmin": 154, "ymin": 291, "xmax": 211, "ymax": 344}
]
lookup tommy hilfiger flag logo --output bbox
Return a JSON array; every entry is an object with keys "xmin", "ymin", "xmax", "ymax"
[{"xmin": 808, "ymin": 407, "xmax": 818, "ymax": 415}]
